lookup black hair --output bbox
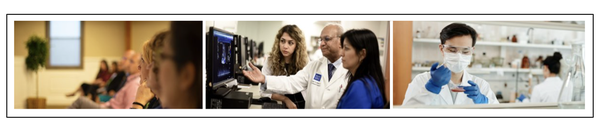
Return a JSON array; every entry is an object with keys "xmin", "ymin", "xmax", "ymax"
[
  {"xmin": 111, "ymin": 61, "xmax": 118, "ymax": 72},
  {"xmin": 170, "ymin": 21, "xmax": 203, "ymax": 108},
  {"xmin": 440, "ymin": 23, "xmax": 478, "ymax": 47},
  {"xmin": 339, "ymin": 29, "xmax": 387, "ymax": 108},
  {"xmin": 543, "ymin": 52, "xmax": 563, "ymax": 74}
]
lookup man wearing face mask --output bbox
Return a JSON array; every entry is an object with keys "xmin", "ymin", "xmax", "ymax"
[{"xmin": 402, "ymin": 23, "xmax": 499, "ymax": 105}]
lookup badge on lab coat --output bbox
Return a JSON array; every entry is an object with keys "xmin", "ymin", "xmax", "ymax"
[{"xmin": 312, "ymin": 73, "xmax": 322, "ymax": 86}]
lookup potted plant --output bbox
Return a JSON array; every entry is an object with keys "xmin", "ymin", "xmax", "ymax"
[{"xmin": 25, "ymin": 35, "xmax": 48, "ymax": 109}]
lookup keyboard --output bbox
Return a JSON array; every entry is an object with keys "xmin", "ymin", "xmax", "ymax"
[{"xmin": 261, "ymin": 102, "xmax": 285, "ymax": 109}]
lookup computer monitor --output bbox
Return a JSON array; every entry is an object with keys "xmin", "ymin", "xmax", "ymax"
[
  {"xmin": 207, "ymin": 27, "xmax": 235, "ymax": 88},
  {"xmin": 233, "ymin": 35, "xmax": 254, "ymax": 84},
  {"xmin": 248, "ymin": 39, "xmax": 256, "ymax": 62}
]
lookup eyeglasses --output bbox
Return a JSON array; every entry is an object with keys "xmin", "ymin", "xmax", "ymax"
[
  {"xmin": 152, "ymin": 48, "xmax": 173, "ymax": 74},
  {"xmin": 318, "ymin": 36, "xmax": 339, "ymax": 43},
  {"xmin": 442, "ymin": 44, "xmax": 473, "ymax": 55}
]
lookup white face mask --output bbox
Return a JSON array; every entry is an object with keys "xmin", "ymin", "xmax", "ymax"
[{"xmin": 443, "ymin": 52, "xmax": 472, "ymax": 73}]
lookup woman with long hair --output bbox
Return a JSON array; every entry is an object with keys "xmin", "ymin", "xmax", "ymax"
[
  {"xmin": 66, "ymin": 59, "xmax": 112, "ymax": 102},
  {"xmin": 261, "ymin": 24, "xmax": 309, "ymax": 109},
  {"xmin": 337, "ymin": 29, "xmax": 387, "ymax": 109}
]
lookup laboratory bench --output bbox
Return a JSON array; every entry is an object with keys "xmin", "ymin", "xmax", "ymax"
[{"xmin": 394, "ymin": 101, "xmax": 585, "ymax": 109}]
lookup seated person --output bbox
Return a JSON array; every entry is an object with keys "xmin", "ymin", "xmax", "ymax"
[
  {"xmin": 99, "ymin": 61, "xmax": 127, "ymax": 102},
  {"xmin": 66, "ymin": 60, "xmax": 111, "ymax": 102},
  {"xmin": 133, "ymin": 31, "xmax": 168, "ymax": 109},
  {"xmin": 68, "ymin": 53, "xmax": 142, "ymax": 109}
]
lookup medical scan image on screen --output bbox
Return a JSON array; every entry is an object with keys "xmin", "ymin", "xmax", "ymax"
[{"xmin": 214, "ymin": 31, "xmax": 234, "ymax": 83}]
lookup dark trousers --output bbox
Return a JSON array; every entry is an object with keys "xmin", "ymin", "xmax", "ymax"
[{"xmin": 80, "ymin": 83, "xmax": 99, "ymax": 102}]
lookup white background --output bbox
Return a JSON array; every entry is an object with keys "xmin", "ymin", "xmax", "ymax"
[{"xmin": 1, "ymin": 0, "xmax": 599, "ymax": 124}]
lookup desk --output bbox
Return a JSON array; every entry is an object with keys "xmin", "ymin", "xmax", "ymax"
[
  {"xmin": 237, "ymin": 84, "xmax": 283, "ymax": 109},
  {"xmin": 237, "ymin": 84, "xmax": 261, "ymax": 99}
]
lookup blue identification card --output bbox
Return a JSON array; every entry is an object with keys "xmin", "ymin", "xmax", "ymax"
[{"xmin": 313, "ymin": 73, "xmax": 322, "ymax": 81}]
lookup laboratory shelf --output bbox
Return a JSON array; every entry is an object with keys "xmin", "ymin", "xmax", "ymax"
[
  {"xmin": 434, "ymin": 21, "xmax": 584, "ymax": 31},
  {"xmin": 460, "ymin": 21, "xmax": 585, "ymax": 31},
  {"xmin": 413, "ymin": 38, "xmax": 572, "ymax": 49},
  {"xmin": 412, "ymin": 67, "xmax": 543, "ymax": 75}
]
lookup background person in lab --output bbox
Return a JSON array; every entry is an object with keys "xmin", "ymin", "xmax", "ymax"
[
  {"xmin": 402, "ymin": 23, "xmax": 499, "ymax": 105},
  {"xmin": 260, "ymin": 25, "xmax": 309, "ymax": 109},
  {"xmin": 337, "ymin": 29, "xmax": 387, "ymax": 109},
  {"xmin": 243, "ymin": 23, "xmax": 349, "ymax": 109},
  {"xmin": 530, "ymin": 52, "xmax": 572, "ymax": 103}
]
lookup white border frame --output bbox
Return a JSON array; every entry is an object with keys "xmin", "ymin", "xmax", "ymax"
[{"xmin": 5, "ymin": 14, "xmax": 593, "ymax": 117}]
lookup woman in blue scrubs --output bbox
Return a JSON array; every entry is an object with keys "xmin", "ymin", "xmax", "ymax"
[{"xmin": 337, "ymin": 29, "xmax": 387, "ymax": 109}]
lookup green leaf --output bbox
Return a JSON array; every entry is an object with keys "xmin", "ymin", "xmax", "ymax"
[{"xmin": 25, "ymin": 35, "xmax": 48, "ymax": 72}]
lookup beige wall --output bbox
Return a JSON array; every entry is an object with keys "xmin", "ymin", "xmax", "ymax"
[
  {"xmin": 13, "ymin": 21, "xmax": 171, "ymax": 108},
  {"xmin": 84, "ymin": 21, "xmax": 126, "ymax": 57},
  {"xmin": 131, "ymin": 21, "xmax": 170, "ymax": 53},
  {"xmin": 14, "ymin": 56, "xmax": 121, "ymax": 109},
  {"xmin": 14, "ymin": 21, "xmax": 126, "ymax": 57},
  {"xmin": 14, "ymin": 21, "xmax": 46, "ymax": 56},
  {"xmin": 13, "ymin": 21, "xmax": 128, "ymax": 108}
]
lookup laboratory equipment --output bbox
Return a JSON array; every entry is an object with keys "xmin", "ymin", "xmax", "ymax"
[
  {"xmin": 491, "ymin": 57, "xmax": 504, "ymax": 68},
  {"xmin": 521, "ymin": 55, "xmax": 530, "ymax": 69},
  {"xmin": 451, "ymin": 86, "xmax": 465, "ymax": 92},
  {"xmin": 479, "ymin": 52, "xmax": 490, "ymax": 68},
  {"xmin": 558, "ymin": 42, "xmax": 585, "ymax": 108}
]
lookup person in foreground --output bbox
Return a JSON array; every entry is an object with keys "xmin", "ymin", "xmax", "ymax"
[
  {"xmin": 402, "ymin": 23, "xmax": 499, "ymax": 105},
  {"xmin": 336, "ymin": 29, "xmax": 387, "ymax": 109}
]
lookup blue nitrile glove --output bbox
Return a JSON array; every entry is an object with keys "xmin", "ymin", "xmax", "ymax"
[
  {"xmin": 463, "ymin": 80, "xmax": 488, "ymax": 104},
  {"xmin": 517, "ymin": 94, "xmax": 526, "ymax": 102},
  {"xmin": 425, "ymin": 62, "xmax": 451, "ymax": 94}
]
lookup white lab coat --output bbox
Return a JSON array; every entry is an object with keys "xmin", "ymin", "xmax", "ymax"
[
  {"xmin": 259, "ymin": 57, "xmax": 308, "ymax": 99},
  {"xmin": 530, "ymin": 77, "xmax": 572, "ymax": 103},
  {"xmin": 310, "ymin": 49, "xmax": 323, "ymax": 62},
  {"xmin": 402, "ymin": 71, "xmax": 499, "ymax": 105},
  {"xmin": 264, "ymin": 57, "xmax": 349, "ymax": 109}
]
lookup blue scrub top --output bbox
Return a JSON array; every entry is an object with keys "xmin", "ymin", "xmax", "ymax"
[{"xmin": 337, "ymin": 75, "xmax": 385, "ymax": 109}]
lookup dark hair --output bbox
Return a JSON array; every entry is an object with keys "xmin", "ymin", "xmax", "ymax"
[
  {"xmin": 111, "ymin": 61, "xmax": 118, "ymax": 72},
  {"xmin": 440, "ymin": 23, "xmax": 478, "ymax": 47},
  {"xmin": 339, "ymin": 29, "xmax": 387, "ymax": 107},
  {"xmin": 99, "ymin": 59, "xmax": 109, "ymax": 72},
  {"xmin": 170, "ymin": 21, "xmax": 203, "ymax": 108},
  {"xmin": 543, "ymin": 52, "xmax": 563, "ymax": 74}
]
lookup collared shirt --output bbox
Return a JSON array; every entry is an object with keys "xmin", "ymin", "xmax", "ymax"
[
  {"xmin": 327, "ymin": 57, "xmax": 342, "ymax": 75},
  {"xmin": 102, "ymin": 73, "xmax": 141, "ymax": 109}
]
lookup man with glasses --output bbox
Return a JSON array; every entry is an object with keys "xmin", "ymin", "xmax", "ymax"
[
  {"xmin": 243, "ymin": 23, "xmax": 349, "ymax": 109},
  {"xmin": 402, "ymin": 23, "xmax": 499, "ymax": 105}
]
